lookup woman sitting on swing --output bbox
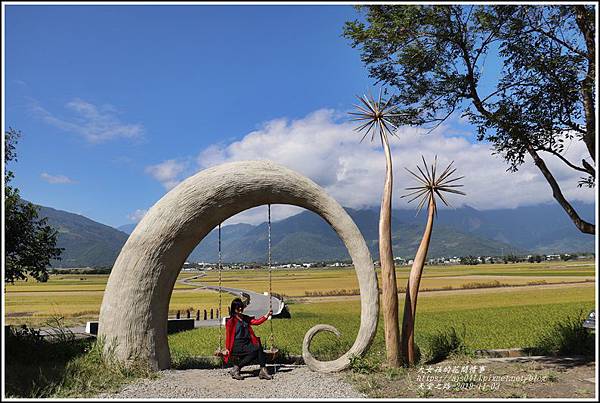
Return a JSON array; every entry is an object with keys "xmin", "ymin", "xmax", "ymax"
[{"xmin": 223, "ymin": 298, "xmax": 273, "ymax": 380}]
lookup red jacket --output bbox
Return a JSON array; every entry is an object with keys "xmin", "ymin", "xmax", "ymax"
[{"xmin": 223, "ymin": 313, "xmax": 268, "ymax": 363}]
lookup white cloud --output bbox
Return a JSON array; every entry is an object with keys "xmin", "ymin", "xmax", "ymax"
[
  {"xmin": 31, "ymin": 98, "xmax": 144, "ymax": 143},
  {"xmin": 145, "ymin": 159, "xmax": 187, "ymax": 190},
  {"xmin": 150, "ymin": 109, "xmax": 594, "ymax": 224},
  {"xmin": 127, "ymin": 209, "xmax": 148, "ymax": 222},
  {"xmin": 223, "ymin": 205, "xmax": 306, "ymax": 226},
  {"xmin": 40, "ymin": 173, "xmax": 75, "ymax": 184}
]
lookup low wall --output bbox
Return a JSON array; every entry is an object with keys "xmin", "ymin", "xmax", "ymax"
[{"xmin": 86, "ymin": 319, "xmax": 195, "ymax": 335}]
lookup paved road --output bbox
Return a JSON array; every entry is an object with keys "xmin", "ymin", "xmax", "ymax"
[{"xmin": 179, "ymin": 273, "xmax": 285, "ymax": 327}]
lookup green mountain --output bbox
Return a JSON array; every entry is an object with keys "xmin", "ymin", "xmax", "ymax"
[
  {"xmin": 186, "ymin": 208, "xmax": 524, "ymax": 263},
  {"xmin": 35, "ymin": 204, "xmax": 129, "ymax": 268},
  {"xmin": 35, "ymin": 201, "xmax": 594, "ymax": 267},
  {"xmin": 185, "ymin": 202, "xmax": 595, "ymax": 263},
  {"xmin": 392, "ymin": 202, "xmax": 595, "ymax": 254}
]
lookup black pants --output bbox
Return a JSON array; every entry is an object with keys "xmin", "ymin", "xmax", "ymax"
[{"xmin": 234, "ymin": 346, "xmax": 266, "ymax": 369}]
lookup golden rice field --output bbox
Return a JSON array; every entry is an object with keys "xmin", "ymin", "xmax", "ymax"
[
  {"xmin": 3, "ymin": 260, "xmax": 596, "ymax": 327},
  {"xmin": 194, "ymin": 259, "xmax": 595, "ymax": 297}
]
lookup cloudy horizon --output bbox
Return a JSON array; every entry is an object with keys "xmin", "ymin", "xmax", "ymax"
[{"xmin": 135, "ymin": 108, "xmax": 595, "ymax": 226}]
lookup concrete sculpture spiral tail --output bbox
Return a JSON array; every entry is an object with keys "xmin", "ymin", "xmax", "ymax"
[{"xmin": 98, "ymin": 160, "xmax": 379, "ymax": 373}]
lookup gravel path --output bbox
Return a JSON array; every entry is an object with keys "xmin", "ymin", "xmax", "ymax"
[{"xmin": 98, "ymin": 364, "xmax": 365, "ymax": 399}]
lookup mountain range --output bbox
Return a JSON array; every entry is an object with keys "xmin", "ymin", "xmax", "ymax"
[
  {"xmin": 31, "ymin": 201, "xmax": 594, "ymax": 268},
  {"xmin": 171, "ymin": 203, "xmax": 595, "ymax": 263},
  {"xmin": 37, "ymin": 205, "xmax": 129, "ymax": 268}
]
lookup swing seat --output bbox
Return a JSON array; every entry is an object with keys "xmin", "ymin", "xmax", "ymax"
[{"xmin": 213, "ymin": 346, "xmax": 279, "ymax": 362}]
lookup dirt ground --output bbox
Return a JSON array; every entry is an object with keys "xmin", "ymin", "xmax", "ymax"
[{"xmin": 344, "ymin": 356, "xmax": 596, "ymax": 399}]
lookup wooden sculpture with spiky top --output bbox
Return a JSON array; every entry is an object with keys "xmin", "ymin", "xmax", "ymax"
[
  {"xmin": 400, "ymin": 156, "xmax": 465, "ymax": 366},
  {"xmin": 349, "ymin": 90, "xmax": 402, "ymax": 367}
]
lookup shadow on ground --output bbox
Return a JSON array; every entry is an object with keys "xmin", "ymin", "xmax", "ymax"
[
  {"xmin": 4, "ymin": 325, "xmax": 93, "ymax": 397},
  {"xmin": 171, "ymin": 352, "xmax": 304, "ymax": 370}
]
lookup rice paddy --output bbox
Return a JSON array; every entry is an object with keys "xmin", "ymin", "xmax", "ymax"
[
  {"xmin": 194, "ymin": 260, "xmax": 595, "ymax": 297},
  {"xmin": 169, "ymin": 282, "xmax": 595, "ymax": 362},
  {"xmin": 4, "ymin": 259, "xmax": 596, "ymax": 357}
]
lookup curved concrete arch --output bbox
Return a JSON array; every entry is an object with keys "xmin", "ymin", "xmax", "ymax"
[{"xmin": 98, "ymin": 160, "xmax": 379, "ymax": 372}]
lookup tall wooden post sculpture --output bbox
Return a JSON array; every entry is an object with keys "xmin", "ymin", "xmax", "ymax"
[
  {"xmin": 400, "ymin": 156, "xmax": 465, "ymax": 366},
  {"xmin": 350, "ymin": 91, "xmax": 402, "ymax": 367}
]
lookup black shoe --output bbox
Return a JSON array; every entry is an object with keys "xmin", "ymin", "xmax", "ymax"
[
  {"xmin": 259, "ymin": 367, "xmax": 273, "ymax": 380},
  {"xmin": 230, "ymin": 366, "xmax": 243, "ymax": 380}
]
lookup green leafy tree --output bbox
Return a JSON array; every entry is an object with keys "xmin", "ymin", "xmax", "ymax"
[
  {"xmin": 344, "ymin": 4, "xmax": 595, "ymax": 234},
  {"xmin": 4, "ymin": 128, "xmax": 62, "ymax": 283},
  {"xmin": 459, "ymin": 255, "xmax": 479, "ymax": 265}
]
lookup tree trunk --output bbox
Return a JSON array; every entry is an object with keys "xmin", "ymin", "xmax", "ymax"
[
  {"xmin": 379, "ymin": 133, "xmax": 401, "ymax": 368},
  {"xmin": 526, "ymin": 144, "xmax": 595, "ymax": 234},
  {"xmin": 573, "ymin": 5, "xmax": 596, "ymax": 162},
  {"xmin": 401, "ymin": 196, "xmax": 435, "ymax": 366}
]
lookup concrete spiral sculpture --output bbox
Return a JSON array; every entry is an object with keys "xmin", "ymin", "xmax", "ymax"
[{"xmin": 98, "ymin": 160, "xmax": 379, "ymax": 372}]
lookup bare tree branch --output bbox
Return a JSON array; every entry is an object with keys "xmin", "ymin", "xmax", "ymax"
[
  {"xmin": 536, "ymin": 147, "xmax": 592, "ymax": 174},
  {"xmin": 527, "ymin": 144, "xmax": 595, "ymax": 234}
]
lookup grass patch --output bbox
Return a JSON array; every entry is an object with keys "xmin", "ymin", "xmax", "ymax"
[
  {"xmin": 423, "ymin": 325, "xmax": 471, "ymax": 364},
  {"xmin": 349, "ymin": 354, "xmax": 383, "ymax": 374},
  {"xmin": 525, "ymin": 311, "xmax": 596, "ymax": 356},
  {"xmin": 168, "ymin": 285, "xmax": 594, "ymax": 372},
  {"xmin": 171, "ymin": 353, "xmax": 222, "ymax": 370},
  {"xmin": 5, "ymin": 322, "xmax": 155, "ymax": 398}
]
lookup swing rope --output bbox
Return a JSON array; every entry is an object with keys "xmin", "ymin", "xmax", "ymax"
[
  {"xmin": 267, "ymin": 204, "xmax": 275, "ymax": 351},
  {"xmin": 216, "ymin": 223, "xmax": 224, "ymax": 357},
  {"xmin": 214, "ymin": 206, "xmax": 278, "ymax": 362}
]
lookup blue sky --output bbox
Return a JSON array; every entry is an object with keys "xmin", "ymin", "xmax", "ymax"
[{"xmin": 4, "ymin": 4, "xmax": 595, "ymax": 228}]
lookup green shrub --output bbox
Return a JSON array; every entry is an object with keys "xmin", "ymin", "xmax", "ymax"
[
  {"xmin": 5, "ymin": 321, "xmax": 155, "ymax": 398},
  {"xmin": 5, "ymin": 321, "xmax": 82, "ymax": 362},
  {"xmin": 424, "ymin": 325, "xmax": 471, "ymax": 364},
  {"xmin": 349, "ymin": 354, "xmax": 382, "ymax": 374},
  {"xmin": 48, "ymin": 338, "xmax": 156, "ymax": 397},
  {"xmin": 526, "ymin": 311, "xmax": 595, "ymax": 356},
  {"xmin": 5, "ymin": 322, "xmax": 90, "ymax": 397}
]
